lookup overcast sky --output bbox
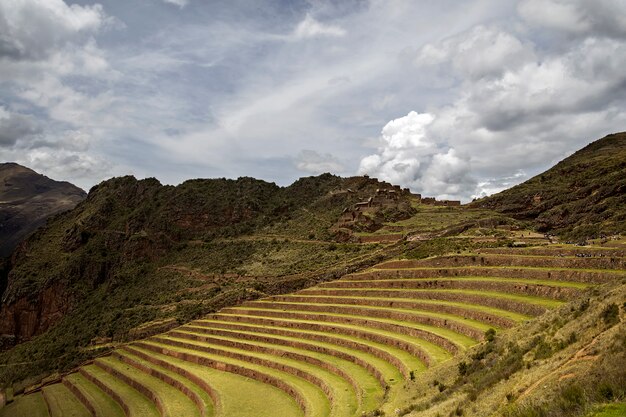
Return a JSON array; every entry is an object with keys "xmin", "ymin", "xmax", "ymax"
[{"xmin": 1, "ymin": 0, "xmax": 625, "ymax": 201}]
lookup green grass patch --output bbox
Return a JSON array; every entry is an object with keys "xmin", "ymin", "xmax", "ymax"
[
  {"xmin": 275, "ymin": 294, "xmax": 531, "ymax": 322},
  {"xmin": 143, "ymin": 339, "xmax": 330, "ymax": 417},
  {"xmin": 130, "ymin": 344, "xmax": 303, "ymax": 417},
  {"xmin": 43, "ymin": 383, "xmax": 91, "ymax": 417},
  {"xmin": 65, "ymin": 373, "xmax": 125, "ymax": 417},
  {"xmin": 83, "ymin": 364, "xmax": 160, "ymax": 417},
  {"xmin": 98, "ymin": 356, "xmax": 201, "ymax": 417},
  {"xmin": 0, "ymin": 392, "xmax": 48, "ymax": 417}
]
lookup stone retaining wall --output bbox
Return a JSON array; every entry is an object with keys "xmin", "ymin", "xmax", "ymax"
[
  {"xmin": 320, "ymin": 279, "xmax": 579, "ymax": 301},
  {"xmin": 213, "ymin": 313, "xmax": 439, "ymax": 363},
  {"xmin": 192, "ymin": 320, "xmax": 411, "ymax": 377},
  {"xmin": 262, "ymin": 296, "xmax": 516, "ymax": 328},
  {"xmin": 166, "ymin": 330, "xmax": 362, "ymax": 405},
  {"xmin": 233, "ymin": 303, "xmax": 485, "ymax": 341},
  {"xmin": 181, "ymin": 324, "xmax": 387, "ymax": 387},
  {"xmin": 345, "ymin": 268, "xmax": 617, "ymax": 283},
  {"xmin": 112, "ymin": 350, "xmax": 205, "ymax": 417},
  {"xmin": 79, "ymin": 368, "xmax": 131, "ymax": 416},
  {"xmin": 122, "ymin": 345, "xmax": 221, "ymax": 415},
  {"xmin": 477, "ymin": 248, "xmax": 626, "ymax": 257},
  {"xmin": 62, "ymin": 378, "xmax": 97, "ymax": 416},
  {"xmin": 151, "ymin": 336, "xmax": 337, "ymax": 410},
  {"xmin": 95, "ymin": 359, "xmax": 166, "ymax": 417},
  {"xmin": 376, "ymin": 255, "xmax": 626, "ymax": 272},
  {"xmin": 298, "ymin": 288, "xmax": 547, "ymax": 316},
  {"xmin": 135, "ymin": 341, "xmax": 310, "ymax": 416}
]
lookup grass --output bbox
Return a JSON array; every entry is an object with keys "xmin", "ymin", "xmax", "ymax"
[
  {"xmin": 252, "ymin": 300, "xmax": 499, "ymax": 332},
  {"xmin": 97, "ymin": 355, "xmax": 202, "ymax": 417},
  {"xmin": 589, "ymin": 403, "xmax": 626, "ymax": 417},
  {"xmin": 215, "ymin": 310, "xmax": 455, "ymax": 363},
  {"xmin": 42, "ymin": 383, "xmax": 91, "ymax": 417},
  {"xmin": 115, "ymin": 349, "xmax": 213, "ymax": 417},
  {"xmin": 337, "ymin": 276, "xmax": 591, "ymax": 289},
  {"xmin": 64, "ymin": 373, "xmax": 125, "ymax": 417},
  {"xmin": 195, "ymin": 318, "xmax": 426, "ymax": 378},
  {"xmin": 142, "ymin": 339, "xmax": 330, "ymax": 417},
  {"xmin": 0, "ymin": 392, "xmax": 48, "ymax": 417},
  {"xmin": 83, "ymin": 364, "xmax": 160, "ymax": 417},
  {"xmin": 273, "ymin": 294, "xmax": 532, "ymax": 322},
  {"xmin": 130, "ymin": 344, "xmax": 303, "ymax": 417},
  {"xmin": 173, "ymin": 328, "xmax": 383, "ymax": 413},
  {"xmin": 159, "ymin": 333, "xmax": 360, "ymax": 417},
  {"xmin": 184, "ymin": 321, "xmax": 405, "ymax": 383}
]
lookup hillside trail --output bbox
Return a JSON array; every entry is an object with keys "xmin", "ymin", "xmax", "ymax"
[{"xmin": 516, "ymin": 333, "xmax": 602, "ymax": 402}]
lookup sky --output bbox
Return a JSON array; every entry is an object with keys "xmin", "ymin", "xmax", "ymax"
[{"xmin": 1, "ymin": 0, "xmax": 625, "ymax": 201}]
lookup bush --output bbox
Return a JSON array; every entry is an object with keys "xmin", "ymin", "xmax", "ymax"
[
  {"xmin": 601, "ymin": 303, "xmax": 620, "ymax": 326},
  {"xmin": 485, "ymin": 328, "xmax": 496, "ymax": 342}
]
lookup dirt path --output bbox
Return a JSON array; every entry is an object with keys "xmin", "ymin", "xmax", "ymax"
[{"xmin": 517, "ymin": 334, "xmax": 601, "ymax": 401}]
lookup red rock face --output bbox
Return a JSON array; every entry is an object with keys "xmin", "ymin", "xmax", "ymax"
[{"xmin": 0, "ymin": 283, "xmax": 70, "ymax": 347}]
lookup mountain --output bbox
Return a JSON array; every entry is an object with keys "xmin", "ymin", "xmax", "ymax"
[
  {"xmin": 471, "ymin": 132, "xmax": 626, "ymax": 240},
  {"xmin": 0, "ymin": 173, "xmax": 416, "ymax": 384},
  {"xmin": 0, "ymin": 163, "xmax": 86, "ymax": 257}
]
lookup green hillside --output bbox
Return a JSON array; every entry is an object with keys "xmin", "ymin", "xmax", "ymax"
[{"xmin": 471, "ymin": 132, "xmax": 626, "ymax": 240}]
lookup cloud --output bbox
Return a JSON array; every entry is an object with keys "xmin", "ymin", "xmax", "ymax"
[
  {"xmin": 162, "ymin": 0, "xmax": 189, "ymax": 8},
  {"xmin": 518, "ymin": 0, "xmax": 626, "ymax": 38},
  {"xmin": 358, "ymin": 111, "xmax": 475, "ymax": 200},
  {"xmin": 361, "ymin": 18, "xmax": 626, "ymax": 201},
  {"xmin": 0, "ymin": 107, "xmax": 42, "ymax": 147},
  {"xmin": 0, "ymin": 0, "xmax": 107, "ymax": 61},
  {"xmin": 295, "ymin": 150, "xmax": 344, "ymax": 174},
  {"xmin": 293, "ymin": 14, "xmax": 346, "ymax": 39},
  {"xmin": 416, "ymin": 25, "xmax": 536, "ymax": 80}
]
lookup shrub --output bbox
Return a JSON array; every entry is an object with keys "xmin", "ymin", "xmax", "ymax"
[
  {"xmin": 601, "ymin": 303, "xmax": 619, "ymax": 326},
  {"xmin": 485, "ymin": 328, "xmax": 496, "ymax": 342}
]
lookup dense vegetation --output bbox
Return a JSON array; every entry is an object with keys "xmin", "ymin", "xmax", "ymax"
[{"xmin": 0, "ymin": 173, "xmax": 412, "ymax": 387}]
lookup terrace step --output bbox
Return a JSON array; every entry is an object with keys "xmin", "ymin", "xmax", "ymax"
[
  {"xmin": 96, "ymin": 355, "xmax": 202, "ymax": 417},
  {"xmin": 377, "ymin": 254, "xmax": 626, "ymax": 270},
  {"xmin": 211, "ymin": 311, "xmax": 452, "ymax": 364},
  {"xmin": 476, "ymin": 247, "xmax": 626, "ymax": 257},
  {"xmin": 42, "ymin": 383, "xmax": 90, "ymax": 417},
  {"xmin": 263, "ymin": 294, "xmax": 528, "ymax": 326},
  {"xmin": 154, "ymin": 333, "xmax": 359, "ymax": 417},
  {"xmin": 297, "ymin": 288, "xmax": 552, "ymax": 316},
  {"xmin": 319, "ymin": 278, "xmax": 582, "ymax": 301},
  {"xmin": 63, "ymin": 373, "xmax": 125, "ymax": 417},
  {"xmin": 128, "ymin": 344, "xmax": 302, "ymax": 417},
  {"xmin": 234, "ymin": 301, "xmax": 494, "ymax": 337},
  {"xmin": 80, "ymin": 364, "xmax": 159, "ymax": 417},
  {"xmin": 167, "ymin": 328, "xmax": 382, "ymax": 413},
  {"xmin": 347, "ymin": 266, "xmax": 622, "ymax": 284},
  {"xmin": 180, "ymin": 323, "xmax": 395, "ymax": 387},
  {"xmin": 0, "ymin": 391, "xmax": 49, "ymax": 417},
  {"xmin": 135, "ymin": 339, "xmax": 325, "ymax": 417},
  {"xmin": 192, "ymin": 319, "xmax": 420, "ymax": 379},
  {"xmin": 113, "ymin": 349, "xmax": 212, "ymax": 417}
]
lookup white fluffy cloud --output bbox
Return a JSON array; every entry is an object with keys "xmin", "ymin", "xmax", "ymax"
[
  {"xmin": 361, "ymin": 6, "xmax": 626, "ymax": 201},
  {"xmin": 293, "ymin": 14, "xmax": 346, "ymax": 39},
  {"xmin": 358, "ymin": 111, "xmax": 474, "ymax": 200}
]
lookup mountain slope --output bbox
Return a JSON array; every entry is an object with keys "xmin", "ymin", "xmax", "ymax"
[
  {"xmin": 0, "ymin": 173, "xmax": 416, "ymax": 385},
  {"xmin": 471, "ymin": 132, "xmax": 626, "ymax": 239},
  {"xmin": 0, "ymin": 163, "xmax": 86, "ymax": 257}
]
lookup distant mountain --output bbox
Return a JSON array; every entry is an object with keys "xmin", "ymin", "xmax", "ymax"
[
  {"xmin": 471, "ymin": 132, "xmax": 626, "ymax": 240},
  {"xmin": 0, "ymin": 163, "xmax": 86, "ymax": 257}
]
